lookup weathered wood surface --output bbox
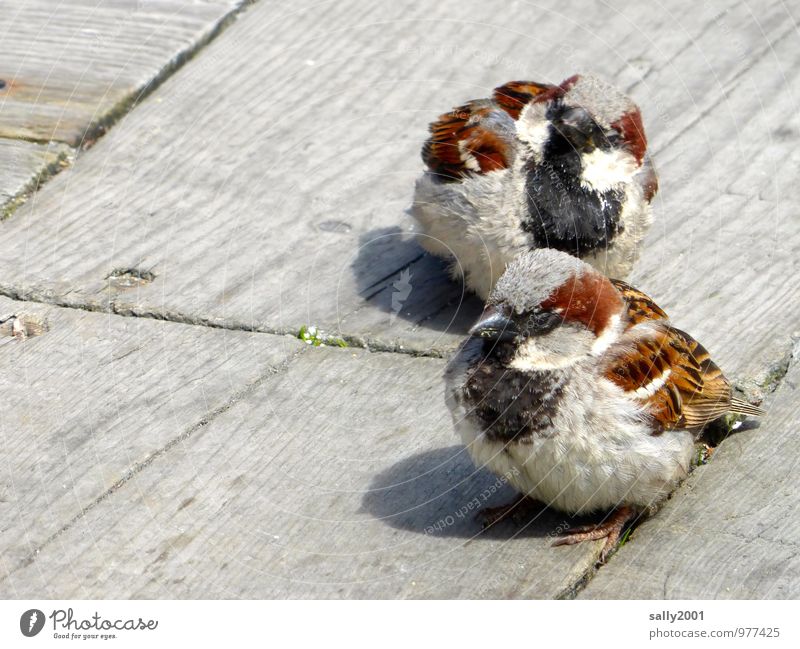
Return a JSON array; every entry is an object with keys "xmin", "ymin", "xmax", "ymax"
[
  {"xmin": 0, "ymin": 0, "xmax": 798, "ymax": 599},
  {"xmin": 0, "ymin": 295, "xmax": 303, "ymax": 593},
  {"xmin": 0, "ymin": 0, "xmax": 796, "ymax": 369},
  {"xmin": 0, "ymin": 139, "xmax": 70, "ymax": 217},
  {"xmin": 580, "ymin": 344, "xmax": 800, "ymax": 599},
  {"xmin": 0, "ymin": 0, "xmax": 245, "ymax": 145},
  {"xmin": 2, "ymin": 342, "xmax": 603, "ymax": 598}
]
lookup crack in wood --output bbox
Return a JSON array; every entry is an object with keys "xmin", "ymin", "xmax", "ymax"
[
  {"xmin": 0, "ymin": 282, "xmax": 448, "ymax": 358},
  {"xmin": 1, "ymin": 342, "xmax": 308, "ymax": 581},
  {"xmin": 561, "ymin": 340, "xmax": 800, "ymax": 598},
  {"xmin": 0, "ymin": 0, "xmax": 259, "ymax": 221}
]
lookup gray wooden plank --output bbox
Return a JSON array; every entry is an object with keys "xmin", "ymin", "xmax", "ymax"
[
  {"xmin": 0, "ymin": 296, "xmax": 304, "ymax": 591},
  {"xmin": 1, "ymin": 346, "xmax": 604, "ymax": 598},
  {"xmin": 579, "ymin": 344, "xmax": 800, "ymax": 599},
  {"xmin": 625, "ymin": 2, "xmax": 800, "ymax": 385},
  {"xmin": 0, "ymin": 139, "xmax": 71, "ymax": 218},
  {"xmin": 0, "ymin": 0, "xmax": 795, "ymax": 601},
  {"xmin": 0, "ymin": 0, "xmax": 245, "ymax": 145},
  {"xmin": 0, "ymin": 0, "xmax": 795, "ymax": 370}
]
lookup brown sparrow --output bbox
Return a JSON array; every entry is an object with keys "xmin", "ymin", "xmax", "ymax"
[
  {"xmin": 410, "ymin": 74, "xmax": 658, "ymax": 299},
  {"xmin": 445, "ymin": 249, "xmax": 764, "ymax": 561}
]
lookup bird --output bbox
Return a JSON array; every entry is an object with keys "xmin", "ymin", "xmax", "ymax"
[
  {"xmin": 445, "ymin": 248, "xmax": 764, "ymax": 561},
  {"xmin": 409, "ymin": 74, "xmax": 658, "ymax": 300}
]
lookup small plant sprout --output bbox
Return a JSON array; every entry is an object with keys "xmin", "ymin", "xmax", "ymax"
[{"xmin": 298, "ymin": 325, "xmax": 347, "ymax": 348}]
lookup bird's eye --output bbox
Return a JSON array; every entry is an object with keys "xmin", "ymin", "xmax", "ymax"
[
  {"xmin": 603, "ymin": 130, "xmax": 621, "ymax": 147},
  {"xmin": 559, "ymin": 106, "xmax": 593, "ymax": 132},
  {"xmin": 525, "ymin": 310, "xmax": 562, "ymax": 335},
  {"xmin": 551, "ymin": 106, "xmax": 604, "ymax": 152}
]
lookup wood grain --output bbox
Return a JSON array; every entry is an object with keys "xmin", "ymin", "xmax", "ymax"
[
  {"xmin": 0, "ymin": 295, "xmax": 303, "ymax": 591},
  {"xmin": 0, "ymin": 139, "xmax": 70, "ymax": 218},
  {"xmin": 1, "ymin": 345, "xmax": 604, "ymax": 598},
  {"xmin": 579, "ymin": 347, "xmax": 800, "ymax": 598},
  {"xmin": 0, "ymin": 0, "xmax": 798, "ymax": 599},
  {"xmin": 0, "ymin": 0, "xmax": 245, "ymax": 145},
  {"xmin": 0, "ymin": 0, "xmax": 796, "ymax": 368}
]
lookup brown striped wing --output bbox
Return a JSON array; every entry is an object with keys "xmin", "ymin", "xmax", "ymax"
[
  {"xmin": 422, "ymin": 78, "xmax": 568, "ymax": 181},
  {"xmin": 605, "ymin": 324, "xmax": 733, "ymax": 431},
  {"xmin": 422, "ymin": 76, "xmax": 584, "ymax": 181},
  {"xmin": 421, "ymin": 99, "xmax": 514, "ymax": 181},
  {"xmin": 491, "ymin": 80, "xmax": 554, "ymax": 118},
  {"xmin": 609, "ymin": 279, "xmax": 669, "ymax": 328}
]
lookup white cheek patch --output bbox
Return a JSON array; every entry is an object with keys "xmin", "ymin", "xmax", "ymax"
[
  {"xmin": 458, "ymin": 139, "xmax": 481, "ymax": 171},
  {"xmin": 515, "ymin": 104, "xmax": 550, "ymax": 162},
  {"xmin": 508, "ymin": 338, "xmax": 582, "ymax": 371},
  {"xmin": 516, "ymin": 121, "xmax": 550, "ymax": 159},
  {"xmin": 591, "ymin": 314, "xmax": 622, "ymax": 356},
  {"xmin": 634, "ymin": 368, "xmax": 672, "ymax": 398},
  {"xmin": 580, "ymin": 148, "xmax": 638, "ymax": 192}
]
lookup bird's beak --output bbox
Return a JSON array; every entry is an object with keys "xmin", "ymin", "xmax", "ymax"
[
  {"xmin": 555, "ymin": 106, "xmax": 596, "ymax": 152},
  {"xmin": 468, "ymin": 306, "xmax": 519, "ymax": 342}
]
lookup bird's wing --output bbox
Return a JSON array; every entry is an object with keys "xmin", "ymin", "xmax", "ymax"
[
  {"xmin": 609, "ymin": 279, "xmax": 669, "ymax": 328},
  {"xmin": 421, "ymin": 98, "xmax": 516, "ymax": 181},
  {"xmin": 604, "ymin": 322, "xmax": 745, "ymax": 431},
  {"xmin": 422, "ymin": 79, "xmax": 569, "ymax": 181},
  {"xmin": 491, "ymin": 80, "xmax": 562, "ymax": 118}
]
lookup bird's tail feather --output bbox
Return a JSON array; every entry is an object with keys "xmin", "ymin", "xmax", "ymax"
[{"xmin": 730, "ymin": 396, "xmax": 766, "ymax": 417}]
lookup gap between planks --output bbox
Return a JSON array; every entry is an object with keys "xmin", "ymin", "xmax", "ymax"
[
  {"xmin": 3, "ymin": 294, "xmax": 796, "ymax": 593},
  {"xmin": 2, "ymin": 342, "xmax": 309, "ymax": 582},
  {"xmin": 0, "ymin": 0, "xmax": 260, "ymax": 221},
  {"xmin": 0, "ymin": 282, "xmax": 448, "ymax": 358},
  {"xmin": 557, "ymin": 339, "xmax": 800, "ymax": 600}
]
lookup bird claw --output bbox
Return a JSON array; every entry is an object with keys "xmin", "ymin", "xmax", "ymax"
[{"xmin": 551, "ymin": 506, "xmax": 637, "ymax": 563}]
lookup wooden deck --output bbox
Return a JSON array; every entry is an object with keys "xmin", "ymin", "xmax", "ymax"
[{"xmin": 1, "ymin": 0, "xmax": 798, "ymax": 598}]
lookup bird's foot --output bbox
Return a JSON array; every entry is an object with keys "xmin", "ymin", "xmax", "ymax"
[
  {"xmin": 478, "ymin": 495, "xmax": 544, "ymax": 528},
  {"xmin": 701, "ymin": 443, "xmax": 715, "ymax": 462},
  {"xmin": 551, "ymin": 506, "xmax": 638, "ymax": 563}
]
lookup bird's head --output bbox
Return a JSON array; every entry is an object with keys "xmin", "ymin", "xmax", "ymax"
[
  {"xmin": 546, "ymin": 75, "xmax": 647, "ymax": 164},
  {"xmin": 511, "ymin": 74, "xmax": 656, "ymax": 257},
  {"xmin": 468, "ymin": 249, "xmax": 625, "ymax": 369}
]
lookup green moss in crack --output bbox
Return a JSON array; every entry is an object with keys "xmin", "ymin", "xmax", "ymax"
[
  {"xmin": 691, "ymin": 442, "xmax": 717, "ymax": 468},
  {"xmin": 298, "ymin": 325, "xmax": 347, "ymax": 348},
  {"xmin": 700, "ymin": 412, "xmax": 746, "ymax": 449},
  {"xmin": 760, "ymin": 355, "xmax": 792, "ymax": 393},
  {"xmin": 1, "ymin": 149, "xmax": 71, "ymax": 221}
]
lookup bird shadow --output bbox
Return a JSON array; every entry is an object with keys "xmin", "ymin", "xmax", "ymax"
[
  {"xmin": 361, "ymin": 445, "xmax": 587, "ymax": 540},
  {"xmin": 701, "ymin": 415, "xmax": 762, "ymax": 448},
  {"xmin": 351, "ymin": 227, "xmax": 483, "ymax": 335}
]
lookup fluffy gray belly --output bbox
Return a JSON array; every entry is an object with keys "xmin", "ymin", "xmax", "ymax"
[{"xmin": 446, "ymin": 341, "xmax": 695, "ymax": 513}]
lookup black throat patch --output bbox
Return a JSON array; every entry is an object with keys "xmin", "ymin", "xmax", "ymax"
[
  {"xmin": 463, "ymin": 341, "xmax": 569, "ymax": 443},
  {"xmin": 521, "ymin": 125, "xmax": 625, "ymax": 256}
]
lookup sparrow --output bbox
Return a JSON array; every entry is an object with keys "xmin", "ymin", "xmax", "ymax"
[
  {"xmin": 445, "ymin": 249, "xmax": 764, "ymax": 561},
  {"xmin": 409, "ymin": 74, "xmax": 658, "ymax": 299}
]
